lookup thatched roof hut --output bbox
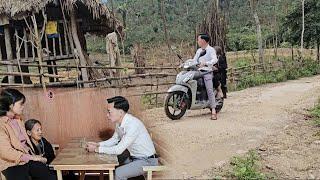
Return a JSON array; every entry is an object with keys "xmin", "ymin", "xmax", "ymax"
[
  {"xmin": 0, "ymin": 0, "xmax": 124, "ymax": 86},
  {"xmin": 0, "ymin": 0, "xmax": 123, "ymax": 36}
]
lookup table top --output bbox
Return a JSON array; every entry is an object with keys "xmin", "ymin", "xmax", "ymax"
[{"xmin": 50, "ymin": 138, "xmax": 119, "ymax": 170}]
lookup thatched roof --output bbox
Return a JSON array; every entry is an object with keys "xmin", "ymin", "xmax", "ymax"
[
  {"xmin": 0, "ymin": 0, "xmax": 52, "ymax": 18},
  {"xmin": 0, "ymin": 0, "xmax": 123, "ymax": 36}
]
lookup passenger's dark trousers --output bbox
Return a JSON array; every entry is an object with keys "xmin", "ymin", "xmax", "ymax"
[{"xmin": 2, "ymin": 161, "xmax": 56, "ymax": 180}]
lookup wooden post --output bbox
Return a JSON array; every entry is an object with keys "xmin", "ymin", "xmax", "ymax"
[
  {"xmin": 70, "ymin": 9, "xmax": 89, "ymax": 86},
  {"xmin": 31, "ymin": 32, "xmax": 35, "ymax": 61},
  {"xmin": 63, "ymin": 23, "xmax": 70, "ymax": 55},
  {"xmin": 4, "ymin": 24, "xmax": 14, "ymax": 84},
  {"xmin": 58, "ymin": 34, "xmax": 63, "ymax": 56},
  {"xmin": 53, "ymin": 37, "xmax": 57, "ymax": 58},
  {"xmin": 45, "ymin": 34, "xmax": 54, "ymax": 82},
  {"xmin": 106, "ymin": 32, "xmax": 121, "ymax": 77},
  {"xmin": 52, "ymin": 37, "xmax": 59, "ymax": 82},
  {"xmin": 23, "ymin": 28, "xmax": 29, "ymax": 60},
  {"xmin": 0, "ymin": 43, "xmax": 2, "ymax": 61},
  {"xmin": 15, "ymin": 30, "xmax": 24, "ymax": 85}
]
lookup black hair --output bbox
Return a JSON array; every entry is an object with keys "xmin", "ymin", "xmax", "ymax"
[
  {"xmin": 25, "ymin": 119, "xmax": 42, "ymax": 131},
  {"xmin": 107, "ymin": 96, "xmax": 130, "ymax": 112},
  {"xmin": 0, "ymin": 96, "xmax": 13, "ymax": 116},
  {"xmin": 199, "ymin": 33, "xmax": 210, "ymax": 43},
  {"xmin": 0, "ymin": 88, "xmax": 26, "ymax": 104},
  {"xmin": 214, "ymin": 46, "xmax": 222, "ymax": 56}
]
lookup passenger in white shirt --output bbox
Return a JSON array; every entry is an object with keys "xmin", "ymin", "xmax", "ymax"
[{"xmin": 86, "ymin": 96, "xmax": 158, "ymax": 180}]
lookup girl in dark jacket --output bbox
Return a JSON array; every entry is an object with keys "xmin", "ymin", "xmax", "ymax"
[
  {"xmin": 214, "ymin": 46, "xmax": 228, "ymax": 98},
  {"xmin": 25, "ymin": 119, "xmax": 55, "ymax": 164}
]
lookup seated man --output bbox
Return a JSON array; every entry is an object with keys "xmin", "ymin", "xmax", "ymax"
[{"xmin": 86, "ymin": 96, "xmax": 158, "ymax": 180}]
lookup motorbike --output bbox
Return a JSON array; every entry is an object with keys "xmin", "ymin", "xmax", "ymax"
[{"xmin": 164, "ymin": 51, "xmax": 224, "ymax": 120}]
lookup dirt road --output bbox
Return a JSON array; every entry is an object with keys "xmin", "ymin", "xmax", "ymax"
[{"xmin": 142, "ymin": 75, "xmax": 320, "ymax": 179}]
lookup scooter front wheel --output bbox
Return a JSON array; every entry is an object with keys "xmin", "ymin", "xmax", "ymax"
[{"xmin": 164, "ymin": 91, "xmax": 188, "ymax": 120}]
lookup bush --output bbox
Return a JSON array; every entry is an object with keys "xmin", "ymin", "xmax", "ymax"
[{"xmin": 230, "ymin": 151, "xmax": 266, "ymax": 180}]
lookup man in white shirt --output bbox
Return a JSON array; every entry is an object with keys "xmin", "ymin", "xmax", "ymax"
[
  {"xmin": 86, "ymin": 96, "xmax": 158, "ymax": 180},
  {"xmin": 193, "ymin": 33, "xmax": 219, "ymax": 120}
]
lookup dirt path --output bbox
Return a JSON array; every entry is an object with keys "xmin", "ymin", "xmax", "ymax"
[{"xmin": 142, "ymin": 75, "xmax": 320, "ymax": 179}]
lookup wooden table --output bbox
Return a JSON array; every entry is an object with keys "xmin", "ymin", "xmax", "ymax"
[{"xmin": 50, "ymin": 138, "xmax": 119, "ymax": 180}]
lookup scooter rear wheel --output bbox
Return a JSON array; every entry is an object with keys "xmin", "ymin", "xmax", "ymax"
[{"xmin": 164, "ymin": 91, "xmax": 188, "ymax": 120}]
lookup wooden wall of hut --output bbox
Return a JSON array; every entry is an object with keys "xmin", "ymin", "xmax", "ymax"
[
  {"xmin": 1, "ymin": 88, "xmax": 143, "ymax": 148},
  {"xmin": 0, "ymin": 17, "xmax": 74, "ymax": 83}
]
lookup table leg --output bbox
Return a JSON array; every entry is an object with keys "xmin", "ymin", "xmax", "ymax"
[
  {"xmin": 99, "ymin": 172, "xmax": 104, "ymax": 180},
  {"xmin": 56, "ymin": 170, "xmax": 63, "ymax": 180},
  {"xmin": 80, "ymin": 171, "xmax": 85, "ymax": 180},
  {"xmin": 147, "ymin": 171, "xmax": 153, "ymax": 180},
  {"xmin": 109, "ymin": 169, "xmax": 114, "ymax": 180}
]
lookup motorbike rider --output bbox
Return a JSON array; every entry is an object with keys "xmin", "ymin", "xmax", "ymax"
[{"xmin": 193, "ymin": 33, "xmax": 218, "ymax": 120}]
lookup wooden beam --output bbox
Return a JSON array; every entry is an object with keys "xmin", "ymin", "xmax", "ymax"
[
  {"xmin": 4, "ymin": 24, "xmax": 14, "ymax": 84},
  {"xmin": 70, "ymin": 9, "xmax": 89, "ymax": 86}
]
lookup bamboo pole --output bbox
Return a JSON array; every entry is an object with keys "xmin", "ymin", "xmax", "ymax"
[
  {"xmin": 58, "ymin": 34, "xmax": 63, "ymax": 56},
  {"xmin": 4, "ymin": 24, "xmax": 14, "ymax": 84},
  {"xmin": 70, "ymin": 9, "xmax": 89, "ymax": 86},
  {"xmin": 15, "ymin": 30, "xmax": 24, "ymax": 85},
  {"xmin": 0, "ymin": 61, "xmax": 179, "ymax": 70},
  {"xmin": 23, "ymin": 29, "xmax": 29, "ymax": 60},
  {"xmin": 63, "ymin": 23, "xmax": 70, "ymax": 55},
  {"xmin": 0, "ymin": 71, "xmax": 64, "ymax": 77},
  {"xmin": 31, "ymin": 14, "xmax": 46, "ymax": 91},
  {"xmin": 0, "ymin": 42, "xmax": 2, "ymax": 61}
]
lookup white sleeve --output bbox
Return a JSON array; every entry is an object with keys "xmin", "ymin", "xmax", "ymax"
[
  {"xmin": 98, "ymin": 124, "xmax": 139, "ymax": 155},
  {"xmin": 205, "ymin": 48, "xmax": 218, "ymax": 66},
  {"xmin": 99, "ymin": 131, "xmax": 120, "ymax": 147},
  {"xmin": 193, "ymin": 49, "xmax": 200, "ymax": 62}
]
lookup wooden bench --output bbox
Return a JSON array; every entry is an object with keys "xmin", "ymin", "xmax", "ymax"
[
  {"xmin": 143, "ymin": 133, "xmax": 168, "ymax": 180},
  {"xmin": 143, "ymin": 163, "xmax": 167, "ymax": 180}
]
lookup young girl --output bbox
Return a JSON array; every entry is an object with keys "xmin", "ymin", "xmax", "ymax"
[{"xmin": 0, "ymin": 88, "xmax": 56, "ymax": 180}]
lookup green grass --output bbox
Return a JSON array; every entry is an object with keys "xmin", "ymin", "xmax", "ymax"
[
  {"xmin": 233, "ymin": 58, "xmax": 320, "ymax": 91},
  {"xmin": 229, "ymin": 150, "xmax": 266, "ymax": 180},
  {"xmin": 310, "ymin": 101, "xmax": 320, "ymax": 127}
]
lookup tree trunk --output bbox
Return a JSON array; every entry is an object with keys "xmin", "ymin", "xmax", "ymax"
[
  {"xmin": 159, "ymin": 0, "xmax": 171, "ymax": 49},
  {"xmin": 70, "ymin": 9, "xmax": 89, "ymax": 86},
  {"xmin": 131, "ymin": 43, "xmax": 146, "ymax": 74},
  {"xmin": 249, "ymin": 0, "xmax": 264, "ymax": 70},
  {"xmin": 301, "ymin": 0, "xmax": 305, "ymax": 58},
  {"xmin": 4, "ymin": 24, "xmax": 14, "ymax": 84},
  {"xmin": 317, "ymin": 39, "xmax": 319, "ymax": 62},
  {"xmin": 106, "ymin": 32, "xmax": 121, "ymax": 77}
]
